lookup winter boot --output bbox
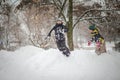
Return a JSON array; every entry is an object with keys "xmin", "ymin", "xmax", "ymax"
[{"xmin": 62, "ymin": 48, "xmax": 70, "ymax": 57}]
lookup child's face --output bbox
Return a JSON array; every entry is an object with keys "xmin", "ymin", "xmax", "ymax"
[
  {"xmin": 89, "ymin": 30, "xmax": 93, "ymax": 33},
  {"xmin": 56, "ymin": 20, "xmax": 62, "ymax": 24}
]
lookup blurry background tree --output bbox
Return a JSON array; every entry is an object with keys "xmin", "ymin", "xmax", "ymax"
[
  {"xmin": 0, "ymin": 1, "xmax": 11, "ymax": 50},
  {"xmin": 0, "ymin": 0, "xmax": 120, "ymax": 52}
]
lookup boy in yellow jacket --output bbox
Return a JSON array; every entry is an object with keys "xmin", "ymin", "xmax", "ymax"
[{"xmin": 88, "ymin": 24, "xmax": 106, "ymax": 54}]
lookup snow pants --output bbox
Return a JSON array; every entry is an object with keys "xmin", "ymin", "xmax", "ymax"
[{"xmin": 56, "ymin": 35, "xmax": 70, "ymax": 57}]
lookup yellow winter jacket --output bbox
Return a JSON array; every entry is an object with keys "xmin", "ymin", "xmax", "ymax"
[
  {"xmin": 98, "ymin": 37, "xmax": 104, "ymax": 44},
  {"xmin": 91, "ymin": 28, "xmax": 99, "ymax": 36},
  {"xmin": 90, "ymin": 28, "xmax": 104, "ymax": 44}
]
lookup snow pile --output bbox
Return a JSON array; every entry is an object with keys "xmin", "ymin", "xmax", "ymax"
[{"xmin": 0, "ymin": 45, "xmax": 120, "ymax": 80}]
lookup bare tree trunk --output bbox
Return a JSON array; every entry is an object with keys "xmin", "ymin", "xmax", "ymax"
[
  {"xmin": 67, "ymin": 0, "xmax": 74, "ymax": 51},
  {"xmin": 0, "ymin": 27, "xmax": 4, "ymax": 50}
]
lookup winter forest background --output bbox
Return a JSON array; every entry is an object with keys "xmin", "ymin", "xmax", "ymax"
[
  {"xmin": 0, "ymin": 0, "xmax": 120, "ymax": 51},
  {"xmin": 0, "ymin": 0, "xmax": 120, "ymax": 80}
]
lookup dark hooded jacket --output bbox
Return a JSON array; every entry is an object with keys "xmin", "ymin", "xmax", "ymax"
[{"xmin": 48, "ymin": 23, "xmax": 68, "ymax": 41}]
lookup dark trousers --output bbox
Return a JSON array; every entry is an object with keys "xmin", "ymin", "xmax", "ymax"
[{"xmin": 56, "ymin": 40, "xmax": 70, "ymax": 56}]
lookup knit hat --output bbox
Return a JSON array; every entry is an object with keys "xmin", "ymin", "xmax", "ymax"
[{"xmin": 89, "ymin": 24, "xmax": 96, "ymax": 30}]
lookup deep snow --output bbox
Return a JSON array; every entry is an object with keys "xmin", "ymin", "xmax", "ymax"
[{"xmin": 0, "ymin": 44, "xmax": 120, "ymax": 80}]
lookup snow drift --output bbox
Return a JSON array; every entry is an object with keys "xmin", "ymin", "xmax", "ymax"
[{"xmin": 0, "ymin": 45, "xmax": 120, "ymax": 80}]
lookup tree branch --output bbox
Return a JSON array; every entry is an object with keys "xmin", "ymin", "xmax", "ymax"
[
  {"xmin": 52, "ymin": 0, "xmax": 61, "ymax": 11},
  {"xmin": 79, "ymin": 16, "xmax": 106, "ymax": 21},
  {"xmin": 58, "ymin": 0, "xmax": 67, "ymax": 17},
  {"xmin": 57, "ymin": 0, "xmax": 62, "ymax": 6},
  {"xmin": 73, "ymin": 8, "xmax": 120, "ymax": 29},
  {"xmin": 52, "ymin": 0, "xmax": 67, "ymax": 22}
]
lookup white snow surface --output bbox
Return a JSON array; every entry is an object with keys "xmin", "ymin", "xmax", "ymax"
[{"xmin": 0, "ymin": 45, "xmax": 120, "ymax": 80}]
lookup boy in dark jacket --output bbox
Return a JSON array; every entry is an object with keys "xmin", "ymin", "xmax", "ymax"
[{"xmin": 47, "ymin": 19, "xmax": 70, "ymax": 57}]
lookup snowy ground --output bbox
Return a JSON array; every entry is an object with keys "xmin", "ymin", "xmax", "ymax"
[{"xmin": 0, "ymin": 43, "xmax": 120, "ymax": 80}]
